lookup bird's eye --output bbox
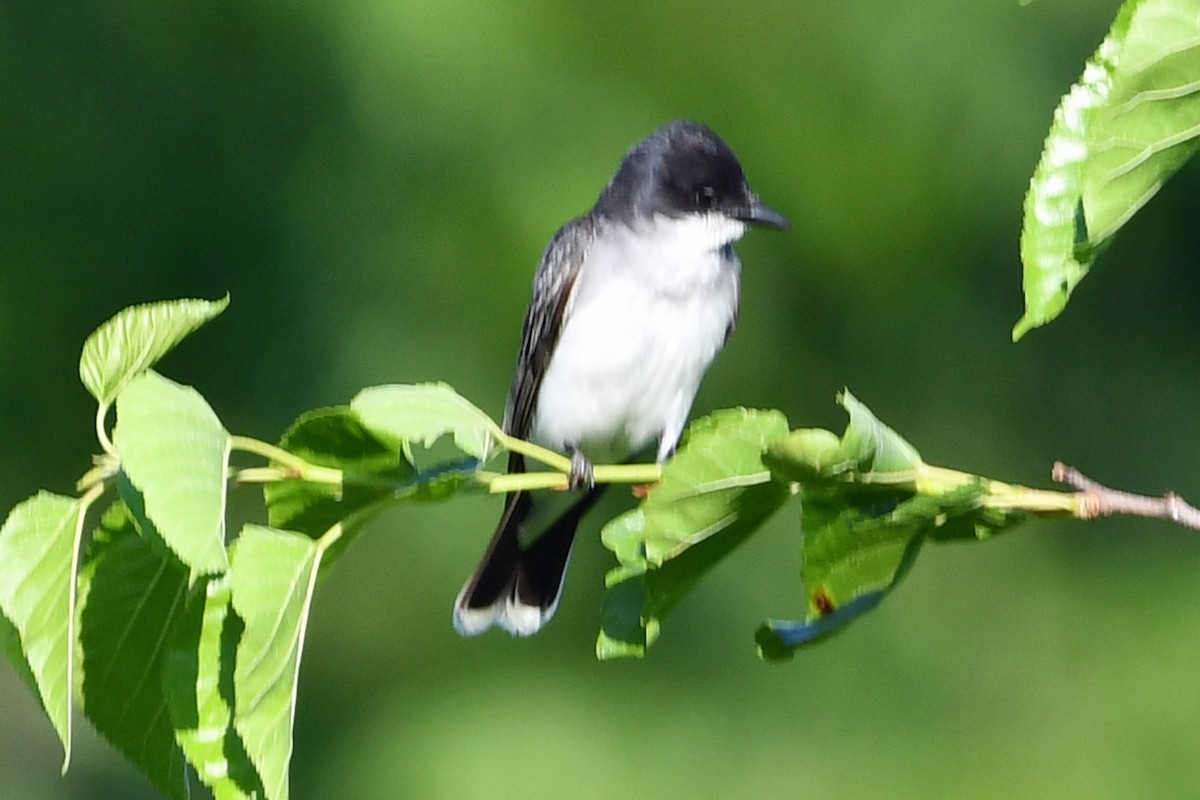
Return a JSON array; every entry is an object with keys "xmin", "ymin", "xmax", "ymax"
[{"xmin": 695, "ymin": 185, "xmax": 716, "ymax": 208}]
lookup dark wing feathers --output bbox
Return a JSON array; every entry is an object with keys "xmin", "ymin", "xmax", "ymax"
[
  {"xmin": 503, "ymin": 216, "xmax": 595, "ymax": 442},
  {"xmin": 455, "ymin": 217, "xmax": 595, "ymax": 621}
]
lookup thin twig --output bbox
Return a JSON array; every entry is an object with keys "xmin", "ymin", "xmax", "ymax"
[{"xmin": 1052, "ymin": 461, "xmax": 1200, "ymax": 531}]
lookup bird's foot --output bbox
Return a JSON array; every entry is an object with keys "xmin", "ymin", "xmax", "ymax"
[{"xmin": 567, "ymin": 449, "xmax": 595, "ymax": 491}]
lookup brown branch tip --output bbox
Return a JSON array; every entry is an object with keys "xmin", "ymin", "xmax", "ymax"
[{"xmin": 1051, "ymin": 461, "xmax": 1200, "ymax": 531}]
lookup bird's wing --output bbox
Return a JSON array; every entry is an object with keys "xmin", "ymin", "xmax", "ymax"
[
  {"xmin": 502, "ymin": 216, "xmax": 595, "ymax": 446},
  {"xmin": 453, "ymin": 217, "xmax": 597, "ymax": 634}
]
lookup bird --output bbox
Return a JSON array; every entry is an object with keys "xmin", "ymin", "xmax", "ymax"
[{"xmin": 454, "ymin": 120, "xmax": 787, "ymax": 636}]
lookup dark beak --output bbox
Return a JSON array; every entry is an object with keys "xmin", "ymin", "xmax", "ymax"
[{"xmin": 740, "ymin": 195, "xmax": 789, "ymax": 231}]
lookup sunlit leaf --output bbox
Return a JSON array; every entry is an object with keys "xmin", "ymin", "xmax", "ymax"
[
  {"xmin": 76, "ymin": 502, "xmax": 189, "ymax": 799},
  {"xmin": 80, "ymin": 296, "xmax": 229, "ymax": 406},
  {"xmin": 164, "ymin": 576, "xmax": 263, "ymax": 800},
  {"xmin": 597, "ymin": 408, "xmax": 792, "ymax": 659},
  {"xmin": 0, "ymin": 492, "xmax": 83, "ymax": 764},
  {"xmin": 838, "ymin": 390, "xmax": 923, "ymax": 473},
  {"xmin": 1015, "ymin": 0, "xmax": 1200, "ymax": 339},
  {"xmin": 231, "ymin": 525, "xmax": 322, "ymax": 800},
  {"xmin": 351, "ymin": 382, "xmax": 499, "ymax": 461},
  {"xmin": 114, "ymin": 371, "xmax": 230, "ymax": 577}
]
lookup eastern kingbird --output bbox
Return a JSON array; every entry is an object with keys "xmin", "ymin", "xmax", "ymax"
[{"xmin": 454, "ymin": 120, "xmax": 787, "ymax": 636}]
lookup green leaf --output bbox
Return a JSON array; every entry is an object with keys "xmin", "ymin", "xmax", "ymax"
[
  {"xmin": 350, "ymin": 382, "xmax": 500, "ymax": 461},
  {"xmin": 801, "ymin": 492, "xmax": 936, "ymax": 622},
  {"xmin": 758, "ymin": 485, "xmax": 998, "ymax": 661},
  {"xmin": 758, "ymin": 427, "xmax": 847, "ymax": 482},
  {"xmin": 838, "ymin": 390, "xmax": 923, "ymax": 473},
  {"xmin": 265, "ymin": 406, "xmax": 414, "ymax": 542},
  {"xmin": 264, "ymin": 406, "xmax": 480, "ymax": 569},
  {"xmin": 0, "ymin": 611, "xmax": 39, "ymax": 701},
  {"xmin": 80, "ymin": 296, "xmax": 229, "ymax": 406},
  {"xmin": 765, "ymin": 390, "xmax": 922, "ymax": 484},
  {"xmin": 597, "ymin": 408, "xmax": 792, "ymax": 660},
  {"xmin": 114, "ymin": 371, "xmax": 231, "ymax": 577},
  {"xmin": 758, "ymin": 395, "xmax": 1027, "ymax": 660},
  {"xmin": 164, "ymin": 575, "xmax": 263, "ymax": 800},
  {"xmin": 231, "ymin": 525, "xmax": 323, "ymax": 800},
  {"xmin": 1015, "ymin": 0, "xmax": 1200, "ymax": 339},
  {"xmin": 391, "ymin": 460, "xmax": 484, "ymax": 501},
  {"xmin": 76, "ymin": 502, "xmax": 189, "ymax": 800},
  {"xmin": 0, "ymin": 491, "xmax": 86, "ymax": 767}
]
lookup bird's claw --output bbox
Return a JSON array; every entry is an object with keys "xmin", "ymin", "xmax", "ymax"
[{"xmin": 567, "ymin": 449, "xmax": 595, "ymax": 490}]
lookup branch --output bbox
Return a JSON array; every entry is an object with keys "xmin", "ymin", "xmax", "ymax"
[
  {"xmin": 484, "ymin": 463, "xmax": 662, "ymax": 494},
  {"xmin": 1052, "ymin": 461, "xmax": 1200, "ymax": 531}
]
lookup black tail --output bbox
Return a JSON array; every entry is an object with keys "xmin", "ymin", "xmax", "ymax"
[{"xmin": 453, "ymin": 485, "xmax": 606, "ymax": 636}]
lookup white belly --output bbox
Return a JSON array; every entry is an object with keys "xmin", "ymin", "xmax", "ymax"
[{"xmin": 529, "ymin": 217, "xmax": 741, "ymax": 464}]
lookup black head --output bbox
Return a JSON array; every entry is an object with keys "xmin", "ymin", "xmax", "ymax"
[{"xmin": 594, "ymin": 120, "xmax": 787, "ymax": 230}]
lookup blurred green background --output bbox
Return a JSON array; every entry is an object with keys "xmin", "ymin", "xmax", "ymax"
[{"xmin": 4, "ymin": 0, "xmax": 1200, "ymax": 797}]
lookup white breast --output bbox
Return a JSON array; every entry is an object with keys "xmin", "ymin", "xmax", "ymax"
[{"xmin": 530, "ymin": 213, "xmax": 743, "ymax": 464}]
